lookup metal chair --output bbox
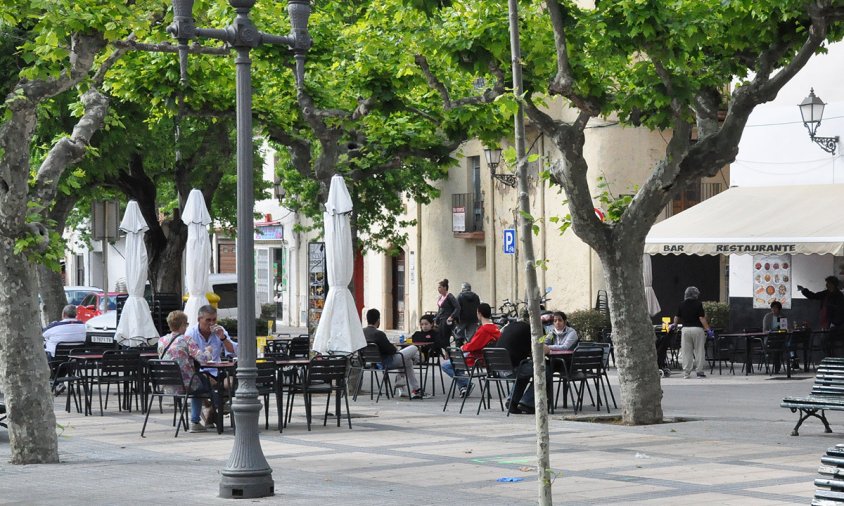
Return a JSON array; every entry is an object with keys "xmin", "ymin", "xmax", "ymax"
[
  {"xmin": 96, "ymin": 349, "xmax": 141, "ymax": 416},
  {"xmin": 477, "ymin": 348, "xmax": 516, "ymax": 415},
  {"xmin": 558, "ymin": 346, "xmax": 605, "ymax": 414},
  {"xmin": 286, "ymin": 356, "xmax": 351, "ymax": 431},
  {"xmin": 141, "ymin": 360, "xmax": 210, "ymax": 437},
  {"xmin": 255, "ymin": 361, "xmax": 280, "ymax": 430},
  {"xmin": 442, "ymin": 347, "xmax": 485, "ymax": 414}
]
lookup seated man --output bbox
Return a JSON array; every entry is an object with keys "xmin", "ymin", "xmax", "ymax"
[
  {"xmin": 158, "ymin": 310, "xmax": 214, "ymax": 433},
  {"xmin": 186, "ymin": 305, "xmax": 238, "ymax": 425},
  {"xmin": 498, "ymin": 313, "xmax": 556, "ymax": 414},
  {"xmin": 43, "ymin": 304, "xmax": 86, "ymax": 357},
  {"xmin": 441, "ymin": 302, "xmax": 500, "ymax": 397},
  {"xmin": 364, "ymin": 308, "xmax": 423, "ymax": 399}
]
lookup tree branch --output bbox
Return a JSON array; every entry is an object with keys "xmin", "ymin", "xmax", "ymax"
[
  {"xmin": 415, "ymin": 55, "xmax": 506, "ymax": 110},
  {"xmin": 112, "ymin": 39, "xmax": 230, "ymax": 56},
  {"xmin": 544, "ymin": 0, "xmax": 601, "ymax": 115}
]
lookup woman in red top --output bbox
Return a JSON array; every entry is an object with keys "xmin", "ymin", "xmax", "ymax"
[{"xmin": 441, "ymin": 303, "xmax": 500, "ymax": 397}]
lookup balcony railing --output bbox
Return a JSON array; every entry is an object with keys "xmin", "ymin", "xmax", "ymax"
[{"xmin": 452, "ymin": 193, "xmax": 484, "ymax": 239}]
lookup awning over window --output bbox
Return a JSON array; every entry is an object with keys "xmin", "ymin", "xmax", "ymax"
[{"xmin": 645, "ymin": 184, "xmax": 844, "ymax": 256}]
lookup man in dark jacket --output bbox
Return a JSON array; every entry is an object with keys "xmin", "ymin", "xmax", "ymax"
[
  {"xmin": 363, "ymin": 308, "xmax": 423, "ymax": 398},
  {"xmin": 799, "ymin": 276, "xmax": 844, "ymax": 356},
  {"xmin": 497, "ymin": 318, "xmax": 553, "ymax": 414},
  {"xmin": 455, "ymin": 282, "xmax": 480, "ymax": 346}
]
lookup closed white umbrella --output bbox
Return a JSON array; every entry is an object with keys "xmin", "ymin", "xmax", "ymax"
[
  {"xmin": 642, "ymin": 254, "xmax": 661, "ymax": 317},
  {"xmin": 114, "ymin": 201, "xmax": 159, "ymax": 347},
  {"xmin": 182, "ymin": 189, "xmax": 212, "ymax": 323},
  {"xmin": 313, "ymin": 175, "xmax": 367, "ymax": 355}
]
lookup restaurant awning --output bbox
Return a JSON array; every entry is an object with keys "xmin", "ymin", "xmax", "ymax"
[{"xmin": 644, "ymin": 184, "xmax": 844, "ymax": 256}]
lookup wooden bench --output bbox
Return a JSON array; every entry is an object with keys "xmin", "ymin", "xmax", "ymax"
[{"xmin": 781, "ymin": 358, "xmax": 844, "ymax": 436}]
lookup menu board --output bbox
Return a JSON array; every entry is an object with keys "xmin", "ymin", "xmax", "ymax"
[
  {"xmin": 752, "ymin": 254, "xmax": 792, "ymax": 309},
  {"xmin": 308, "ymin": 242, "xmax": 327, "ymax": 335}
]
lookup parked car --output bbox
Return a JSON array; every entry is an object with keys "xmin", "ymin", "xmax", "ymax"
[
  {"xmin": 64, "ymin": 286, "xmax": 101, "ymax": 306},
  {"xmin": 76, "ymin": 291, "xmax": 125, "ymax": 323}
]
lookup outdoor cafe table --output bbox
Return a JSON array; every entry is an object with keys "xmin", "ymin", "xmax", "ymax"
[{"xmin": 717, "ymin": 331, "xmax": 809, "ymax": 378}]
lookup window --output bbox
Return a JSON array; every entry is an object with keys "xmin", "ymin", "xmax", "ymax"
[
  {"xmin": 476, "ymin": 246, "xmax": 487, "ymax": 270},
  {"xmin": 214, "ymin": 283, "xmax": 238, "ymax": 309},
  {"xmin": 470, "ymin": 156, "xmax": 482, "ymax": 225},
  {"xmin": 80, "ymin": 294, "xmax": 97, "ymax": 307}
]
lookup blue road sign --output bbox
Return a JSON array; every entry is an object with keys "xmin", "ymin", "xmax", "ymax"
[{"xmin": 503, "ymin": 229, "xmax": 516, "ymax": 254}]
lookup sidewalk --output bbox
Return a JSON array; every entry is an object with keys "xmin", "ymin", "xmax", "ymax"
[{"xmin": 0, "ymin": 368, "xmax": 832, "ymax": 505}]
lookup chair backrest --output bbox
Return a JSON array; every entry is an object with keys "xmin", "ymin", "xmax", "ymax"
[
  {"xmin": 265, "ymin": 339, "xmax": 289, "ymax": 355},
  {"xmin": 52, "ymin": 341, "xmax": 86, "ymax": 362},
  {"xmin": 255, "ymin": 361, "xmax": 276, "ymax": 391},
  {"xmin": 482, "ymin": 348, "xmax": 515, "ymax": 378},
  {"xmin": 288, "ymin": 336, "xmax": 311, "ymax": 358},
  {"xmin": 360, "ymin": 343, "xmax": 383, "ymax": 366},
  {"xmin": 307, "ymin": 356, "xmax": 348, "ymax": 385},
  {"xmin": 765, "ymin": 332, "xmax": 789, "ymax": 351},
  {"xmin": 447, "ymin": 347, "xmax": 470, "ymax": 374},
  {"xmin": 101, "ymin": 349, "xmax": 141, "ymax": 375},
  {"xmin": 146, "ymin": 359, "xmax": 186, "ymax": 393},
  {"xmin": 569, "ymin": 347, "xmax": 604, "ymax": 376}
]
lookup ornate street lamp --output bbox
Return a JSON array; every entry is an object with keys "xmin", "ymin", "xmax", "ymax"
[
  {"xmin": 483, "ymin": 146, "xmax": 515, "ymax": 187},
  {"xmin": 167, "ymin": 0, "xmax": 311, "ymax": 499},
  {"xmin": 799, "ymin": 88, "xmax": 839, "ymax": 155}
]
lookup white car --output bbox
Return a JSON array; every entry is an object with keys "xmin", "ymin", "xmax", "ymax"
[{"xmin": 85, "ymin": 310, "xmax": 117, "ymax": 332}]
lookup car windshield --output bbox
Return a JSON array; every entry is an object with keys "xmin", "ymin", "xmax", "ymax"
[
  {"xmin": 66, "ymin": 290, "xmax": 92, "ymax": 305},
  {"xmin": 99, "ymin": 295, "xmax": 117, "ymax": 311}
]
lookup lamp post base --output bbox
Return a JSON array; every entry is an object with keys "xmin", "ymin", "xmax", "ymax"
[
  {"xmin": 219, "ymin": 473, "xmax": 274, "ymax": 499},
  {"xmin": 219, "ymin": 394, "xmax": 274, "ymax": 499}
]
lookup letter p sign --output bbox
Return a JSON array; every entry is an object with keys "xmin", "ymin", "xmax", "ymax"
[{"xmin": 503, "ymin": 229, "xmax": 516, "ymax": 255}]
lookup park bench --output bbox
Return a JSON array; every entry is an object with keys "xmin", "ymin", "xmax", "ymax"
[
  {"xmin": 781, "ymin": 358, "xmax": 844, "ymax": 436},
  {"xmin": 814, "ymin": 444, "xmax": 844, "ymax": 504}
]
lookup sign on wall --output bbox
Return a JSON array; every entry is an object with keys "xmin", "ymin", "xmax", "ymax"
[
  {"xmin": 752, "ymin": 254, "xmax": 792, "ymax": 309},
  {"xmin": 503, "ymin": 229, "xmax": 516, "ymax": 255}
]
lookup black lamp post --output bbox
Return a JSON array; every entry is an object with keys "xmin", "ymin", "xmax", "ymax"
[
  {"xmin": 167, "ymin": 0, "xmax": 311, "ymax": 499},
  {"xmin": 799, "ymin": 88, "xmax": 839, "ymax": 155},
  {"xmin": 484, "ymin": 146, "xmax": 515, "ymax": 187}
]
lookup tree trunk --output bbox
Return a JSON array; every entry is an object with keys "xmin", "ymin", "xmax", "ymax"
[
  {"xmin": 37, "ymin": 196, "xmax": 78, "ymax": 325},
  {"xmin": 0, "ymin": 238, "xmax": 59, "ymax": 463},
  {"xmin": 597, "ymin": 242, "xmax": 664, "ymax": 424},
  {"xmin": 37, "ymin": 265, "xmax": 66, "ymax": 327},
  {"xmin": 147, "ymin": 215, "xmax": 187, "ymax": 295}
]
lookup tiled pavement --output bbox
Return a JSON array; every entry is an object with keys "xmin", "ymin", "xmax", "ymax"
[{"xmin": 0, "ymin": 366, "xmax": 837, "ymax": 505}]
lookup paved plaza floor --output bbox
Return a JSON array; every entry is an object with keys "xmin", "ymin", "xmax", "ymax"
[{"xmin": 0, "ymin": 364, "xmax": 837, "ymax": 505}]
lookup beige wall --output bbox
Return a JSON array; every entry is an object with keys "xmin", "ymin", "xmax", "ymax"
[{"xmin": 353, "ymin": 114, "xmax": 666, "ymax": 331}]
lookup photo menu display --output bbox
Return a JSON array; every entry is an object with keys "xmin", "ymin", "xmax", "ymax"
[{"xmin": 752, "ymin": 254, "xmax": 792, "ymax": 309}]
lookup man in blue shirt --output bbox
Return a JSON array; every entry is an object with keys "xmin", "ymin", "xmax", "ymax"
[{"xmin": 185, "ymin": 305, "xmax": 237, "ymax": 430}]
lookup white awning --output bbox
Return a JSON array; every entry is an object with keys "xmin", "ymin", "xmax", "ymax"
[{"xmin": 645, "ymin": 184, "xmax": 844, "ymax": 256}]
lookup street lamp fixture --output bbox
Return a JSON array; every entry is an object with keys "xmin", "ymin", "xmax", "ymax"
[
  {"xmin": 799, "ymin": 88, "xmax": 839, "ymax": 155},
  {"xmin": 484, "ymin": 146, "xmax": 516, "ymax": 187},
  {"xmin": 167, "ymin": 0, "xmax": 311, "ymax": 499}
]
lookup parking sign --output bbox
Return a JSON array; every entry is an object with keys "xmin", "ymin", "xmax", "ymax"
[{"xmin": 503, "ymin": 229, "xmax": 516, "ymax": 254}]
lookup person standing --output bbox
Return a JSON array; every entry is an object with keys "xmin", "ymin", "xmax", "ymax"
[
  {"xmin": 673, "ymin": 286, "xmax": 713, "ymax": 379},
  {"xmin": 434, "ymin": 279, "xmax": 460, "ymax": 352},
  {"xmin": 455, "ymin": 282, "xmax": 480, "ymax": 346},
  {"xmin": 798, "ymin": 276, "xmax": 844, "ymax": 356}
]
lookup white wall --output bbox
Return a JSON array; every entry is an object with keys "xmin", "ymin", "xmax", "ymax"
[{"xmin": 731, "ymin": 42, "xmax": 844, "ymax": 300}]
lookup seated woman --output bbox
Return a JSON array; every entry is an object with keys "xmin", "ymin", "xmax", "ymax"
[
  {"xmin": 410, "ymin": 314, "xmax": 438, "ymax": 362},
  {"xmin": 545, "ymin": 311, "xmax": 579, "ymax": 351},
  {"xmin": 762, "ymin": 301, "xmax": 798, "ymax": 369},
  {"xmin": 158, "ymin": 310, "xmax": 214, "ymax": 433}
]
